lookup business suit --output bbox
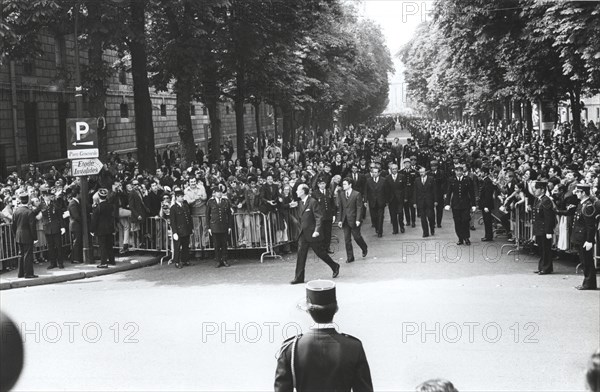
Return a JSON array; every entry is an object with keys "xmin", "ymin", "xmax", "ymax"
[
  {"xmin": 91, "ymin": 199, "xmax": 116, "ymax": 266},
  {"xmin": 274, "ymin": 328, "xmax": 373, "ymax": 392},
  {"xmin": 12, "ymin": 204, "xmax": 37, "ymax": 278},
  {"xmin": 207, "ymin": 197, "xmax": 232, "ymax": 266},
  {"xmin": 413, "ymin": 174, "xmax": 437, "ymax": 236},
  {"xmin": 313, "ymin": 188, "xmax": 335, "ymax": 252},
  {"xmin": 385, "ymin": 172, "xmax": 406, "ymax": 233},
  {"xmin": 348, "ymin": 171, "xmax": 367, "ymax": 220},
  {"xmin": 68, "ymin": 198, "xmax": 83, "ymax": 263},
  {"xmin": 170, "ymin": 201, "xmax": 193, "ymax": 266},
  {"xmin": 429, "ymin": 168, "xmax": 446, "ymax": 226},
  {"xmin": 365, "ymin": 175, "xmax": 387, "ymax": 236},
  {"xmin": 571, "ymin": 198, "xmax": 597, "ymax": 289},
  {"xmin": 293, "ymin": 197, "xmax": 339, "ymax": 283},
  {"xmin": 337, "ymin": 189, "xmax": 368, "ymax": 261},
  {"xmin": 445, "ymin": 175, "xmax": 476, "ymax": 243},
  {"xmin": 41, "ymin": 199, "xmax": 65, "ymax": 268},
  {"xmin": 532, "ymin": 194, "xmax": 556, "ymax": 274},
  {"xmin": 479, "ymin": 176, "xmax": 497, "ymax": 240}
]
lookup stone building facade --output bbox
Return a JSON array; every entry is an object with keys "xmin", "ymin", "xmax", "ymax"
[{"xmin": 0, "ymin": 30, "xmax": 275, "ymax": 174}]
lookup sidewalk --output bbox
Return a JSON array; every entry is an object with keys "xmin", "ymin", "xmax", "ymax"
[{"xmin": 0, "ymin": 253, "xmax": 161, "ymax": 290}]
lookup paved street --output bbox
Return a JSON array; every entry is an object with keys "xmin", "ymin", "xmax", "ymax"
[{"xmin": 2, "ymin": 126, "xmax": 598, "ymax": 392}]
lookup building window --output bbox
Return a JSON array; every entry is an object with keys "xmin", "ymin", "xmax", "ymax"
[
  {"xmin": 203, "ymin": 107, "xmax": 208, "ymax": 115},
  {"xmin": 160, "ymin": 104, "xmax": 167, "ymax": 117},
  {"xmin": 120, "ymin": 103, "xmax": 129, "ymax": 118},
  {"xmin": 119, "ymin": 68, "xmax": 127, "ymax": 85},
  {"xmin": 23, "ymin": 60, "xmax": 34, "ymax": 76},
  {"xmin": 190, "ymin": 105, "xmax": 196, "ymax": 116},
  {"xmin": 54, "ymin": 35, "xmax": 66, "ymax": 67},
  {"xmin": 226, "ymin": 105, "xmax": 230, "ymax": 114}
]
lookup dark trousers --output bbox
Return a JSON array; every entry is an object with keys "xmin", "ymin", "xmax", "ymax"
[
  {"xmin": 370, "ymin": 205, "xmax": 385, "ymax": 234},
  {"xmin": 435, "ymin": 203, "xmax": 444, "ymax": 226},
  {"xmin": 98, "ymin": 234, "xmax": 114, "ymax": 265},
  {"xmin": 294, "ymin": 236, "xmax": 338, "ymax": 282},
  {"xmin": 46, "ymin": 233, "xmax": 63, "ymax": 267},
  {"xmin": 578, "ymin": 245, "xmax": 597, "ymax": 289},
  {"xmin": 417, "ymin": 204, "xmax": 435, "ymax": 236},
  {"xmin": 213, "ymin": 232, "xmax": 228, "ymax": 264},
  {"xmin": 403, "ymin": 203, "xmax": 416, "ymax": 225},
  {"xmin": 482, "ymin": 209, "xmax": 493, "ymax": 239},
  {"xmin": 322, "ymin": 219, "xmax": 333, "ymax": 251},
  {"xmin": 173, "ymin": 234, "xmax": 190, "ymax": 264},
  {"xmin": 452, "ymin": 208, "xmax": 471, "ymax": 241},
  {"xmin": 342, "ymin": 221, "xmax": 368, "ymax": 260},
  {"xmin": 71, "ymin": 230, "xmax": 83, "ymax": 262},
  {"xmin": 17, "ymin": 242, "xmax": 34, "ymax": 278},
  {"xmin": 536, "ymin": 235, "xmax": 553, "ymax": 273},
  {"xmin": 389, "ymin": 202, "xmax": 404, "ymax": 233}
]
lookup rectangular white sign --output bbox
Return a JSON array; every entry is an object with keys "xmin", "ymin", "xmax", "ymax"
[{"xmin": 68, "ymin": 149, "xmax": 99, "ymax": 159}]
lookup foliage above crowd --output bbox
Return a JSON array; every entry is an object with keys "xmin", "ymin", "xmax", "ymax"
[{"xmin": 400, "ymin": 0, "xmax": 600, "ymax": 131}]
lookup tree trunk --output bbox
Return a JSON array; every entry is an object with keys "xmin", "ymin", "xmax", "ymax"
[
  {"xmin": 175, "ymin": 78, "xmax": 196, "ymax": 168},
  {"xmin": 128, "ymin": 0, "xmax": 156, "ymax": 172},
  {"xmin": 254, "ymin": 101, "xmax": 262, "ymax": 168},
  {"xmin": 273, "ymin": 105, "xmax": 279, "ymax": 141},
  {"xmin": 206, "ymin": 100, "xmax": 221, "ymax": 164},
  {"xmin": 234, "ymin": 71, "xmax": 245, "ymax": 158},
  {"xmin": 524, "ymin": 100, "xmax": 533, "ymax": 133},
  {"xmin": 281, "ymin": 103, "xmax": 293, "ymax": 156},
  {"xmin": 569, "ymin": 88, "xmax": 582, "ymax": 139},
  {"xmin": 86, "ymin": 1, "xmax": 108, "ymax": 162}
]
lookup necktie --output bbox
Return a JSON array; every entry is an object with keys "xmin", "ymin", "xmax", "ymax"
[{"xmin": 346, "ymin": 191, "xmax": 350, "ymax": 199}]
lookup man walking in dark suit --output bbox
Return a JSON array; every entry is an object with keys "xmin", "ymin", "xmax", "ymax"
[
  {"xmin": 170, "ymin": 187, "xmax": 193, "ymax": 269},
  {"xmin": 290, "ymin": 184, "xmax": 340, "ymax": 284},
  {"xmin": 413, "ymin": 166, "xmax": 437, "ymax": 237},
  {"xmin": 90, "ymin": 188, "xmax": 115, "ymax": 268},
  {"xmin": 337, "ymin": 178, "xmax": 368, "ymax": 263},
  {"xmin": 401, "ymin": 158, "xmax": 417, "ymax": 228},
  {"xmin": 479, "ymin": 166, "xmax": 497, "ymax": 241},
  {"xmin": 429, "ymin": 160, "xmax": 446, "ymax": 228},
  {"xmin": 67, "ymin": 187, "xmax": 83, "ymax": 264},
  {"xmin": 385, "ymin": 164, "xmax": 406, "ymax": 234},
  {"xmin": 365, "ymin": 166, "xmax": 387, "ymax": 237},
  {"xmin": 11, "ymin": 192, "xmax": 38, "ymax": 278},
  {"xmin": 571, "ymin": 184, "xmax": 598, "ymax": 290},
  {"xmin": 532, "ymin": 181, "xmax": 556, "ymax": 275},
  {"xmin": 207, "ymin": 184, "xmax": 232, "ymax": 268},
  {"xmin": 313, "ymin": 178, "xmax": 335, "ymax": 254},
  {"xmin": 444, "ymin": 164, "xmax": 476, "ymax": 245},
  {"xmin": 348, "ymin": 164, "xmax": 367, "ymax": 220},
  {"xmin": 275, "ymin": 280, "xmax": 373, "ymax": 391}
]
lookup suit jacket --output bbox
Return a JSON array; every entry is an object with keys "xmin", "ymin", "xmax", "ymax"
[
  {"xmin": 91, "ymin": 200, "xmax": 115, "ymax": 235},
  {"xmin": 478, "ymin": 176, "xmax": 497, "ymax": 210},
  {"xmin": 12, "ymin": 205, "xmax": 37, "ymax": 244},
  {"xmin": 413, "ymin": 174, "xmax": 437, "ymax": 208},
  {"xmin": 385, "ymin": 172, "xmax": 406, "ymax": 209},
  {"xmin": 571, "ymin": 198, "xmax": 597, "ymax": 245},
  {"xmin": 429, "ymin": 169, "xmax": 446, "ymax": 203},
  {"xmin": 68, "ymin": 198, "xmax": 82, "ymax": 234},
  {"xmin": 313, "ymin": 188, "xmax": 335, "ymax": 221},
  {"xmin": 169, "ymin": 201, "xmax": 193, "ymax": 236},
  {"xmin": 206, "ymin": 198, "xmax": 232, "ymax": 233},
  {"xmin": 297, "ymin": 197, "xmax": 323, "ymax": 242},
  {"xmin": 365, "ymin": 176, "xmax": 387, "ymax": 208},
  {"xmin": 348, "ymin": 172, "xmax": 367, "ymax": 199},
  {"xmin": 532, "ymin": 195, "xmax": 556, "ymax": 236},
  {"xmin": 336, "ymin": 189, "xmax": 364, "ymax": 228},
  {"xmin": 259, "ymin": 183, "xmax": 280, "ymax": 214},
  {"xmin": 275, "ymin": 329, "xmax": 373, "ymax": 392},
  {"xmin": 128, "ymin": 190, "xmax": 149, "ymax": 222},
  {"xmin": 445, "ymin": 176, "xmax": 476, "ymax": 209}
]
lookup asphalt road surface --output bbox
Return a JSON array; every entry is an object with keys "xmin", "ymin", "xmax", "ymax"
[{"xmin": 2, "ymin": 125, "xmax": 599, "ymax": 392}]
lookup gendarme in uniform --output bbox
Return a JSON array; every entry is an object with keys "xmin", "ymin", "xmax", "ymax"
[{"xmin": 274, "ymin": 280, "xmax": 373, "ymax": 391}]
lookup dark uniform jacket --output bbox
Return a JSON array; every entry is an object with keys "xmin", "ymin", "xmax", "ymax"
[
  {"xmin": 532, "ymin": 195, "xmax": 556, "ymax": 236},
  {"xmin": 445, "ymin": 176, "xmax": 476, "ymax": 209},
  {"xmin": 401, "ymin": 167, "xmax": 416, "ymax": 203},
  {"xmin": 297, "ymin": 197, "xmax": 323, "ymax": 243},
  {"xmin": 478, "ymin": 176, "xmax": 497, "ymax": 210},
  {"xmin": 169, "ymin": 201, "xmax": 193, "ymax": 236},
  {"xmin": 274, "ymin": 329, "xmax": 373, "ymax": 392},
  {"xmin": 385, "ymin": 172, "xmax": 406, "ymax": 209},
  {"xmin": 206, "ymin": 197, "xmax": 232, "ymax": 233},
  {"xmin": 336, "ymin": 190, "xmax": 364, "ymax": 228},
  {"xmin": 12, "ymin": 205, "xmax": 37, "ymax": 244},
  {"xmin": 91, "ymin": 200, "xmax": 115, "ymax": 235},
  {"xmin": 67, "ymin": 198, "xmax": 82, "ymax": 234},
  {"xmin": 571, "ymin": 198, "xmax": 598, "ymax": 245},
  {"xmin": 41, "ymin": 200, "xmax": 64, "ymax": 235},
  {"xmin": 313, "ymin": 188, "xmax": 335, "ymax": 221}
]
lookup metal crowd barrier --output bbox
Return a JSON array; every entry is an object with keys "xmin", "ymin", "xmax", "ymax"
[
  {"xmin": 1, "ymin": 222, "xmax": 71, "ymax": 269},
  {"xmin": 500, "ymin": 205, "xmax": 533, "ymax": 259}
]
